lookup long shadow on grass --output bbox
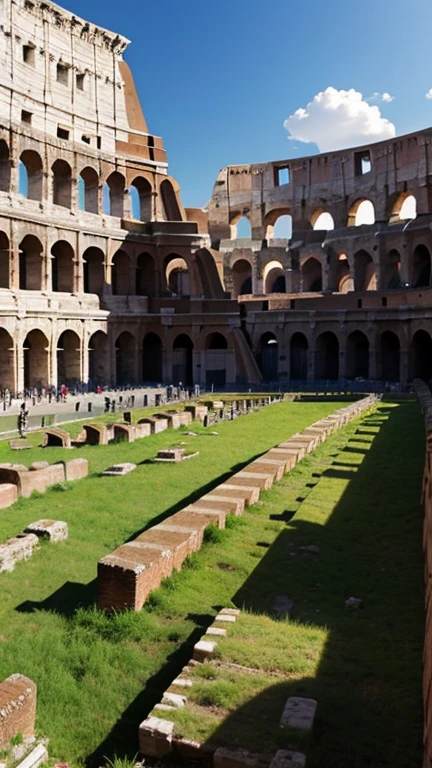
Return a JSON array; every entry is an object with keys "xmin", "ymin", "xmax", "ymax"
[{"xmin": 203, "ymin": 403, "xmax": 424, "ymax": 767}]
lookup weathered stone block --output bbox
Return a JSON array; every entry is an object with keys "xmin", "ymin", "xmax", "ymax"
[
  {"xmin": 42, "ymin": 429, "xmax": 71, "ymax": 449},
  {"xmin": 64, "ymin": 458, "xmax": 88, "ymax": 481},
  {"xmin": 206, "ymin": 626, "xmax": 227, "ymax": 637},
  {"xmin": 138, "ymin": 716, "xmax": 174, "ymax": 758},
  {"xmin": 200, "ymin": 494, "xmax": 244, "ymax": 516},
  {"xmin": 247, "ymin": 460, "xmax": 284, "ymax": 482},
  {"xmin": 136, "ymin": 528, "xmax": 192, "ymax": 570},
  {"xmin": 193, "ymin": 639, "xmax": 217, "ymax": 661},
  {"xmin": 214, "ymin": 747, "xmax": 271, "ymax": 768},
  {"xmin": 82, "ymin": 424, "xmax": 109, "ymax": 445},
  {"xmin": 97, "ymin": 542, "xmax": 172, "ymax": 611},
  {"xmin": 0, "ymin": 483, "xmax": 18, "ymax": 510},
  {"xmin": 183, "ymin": 504, "xmax": 227, "ymax": 528},
  {"xmin": 232, "ymin": 471, "xmax": 274, "ymax": 490},
  {"xmin": 101, "ymin": 463, "xmax": 137, "ymax": 477},
  {"xmin": 269, "ymin": 750, "xmax": 306, "ymax": 768},
  {"xmin": 179, "ymin": 411, "xmax": 193, "ymax": 426},
  {"xmin": 113, "ymin": 423, "xmax": 134, "ymax": 442},
  {"xmin": 162, "ymin": 692, "xmax": 186, "ymax": 708},
  {"xmin": 218, "ymin": 483, "xmax": 260, "ymax": 504},
  {"xmin": 0, "ymin": 534, "xmax": 39, "ymax": 573},
  {"xmin": 0, "ymin": 674, "xmax": 37, "ymax": 748},
  {"xmin": 279, "ymin": 697, "xmax": 317, "ymax": 732},
  {"xmin": 24, "ymin": 520, "xmax": 68, "ymax": 542}
]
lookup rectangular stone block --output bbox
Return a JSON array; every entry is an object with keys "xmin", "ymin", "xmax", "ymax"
[
  {"xmin": 158, "ymin": 411, "xmax": 181, "ymax": 429},
  {"xmin": 200, "ymin": 493, "xmax": 244, "ymax": 515},
  {"xmin": 0, "ymin": 533, "xmax": 39, "ymax": 573},
  {"xmin": 265, "ymin": 450, "xmax": 297, "ymax": 471},
  {"xmin": 0, "ymin": 674, "xmax": 37, "ymax": 748},
  {"xmin": 24, "ymin": 519, "xmax": 68, "ymax": 542},
  {"xmin": 248, "ymin": 460, "xmax": 284, "ymax": 481},
  {"xmin": 134, "ymin": 422, "xmax": 151, "ymax": 439},
  {"xmin": 193, "ymin": 639, "xmax": 217, "ymax": 661},
  {"xmin": 183, "ymin": 504, "xmax": 227, "ymax": 528},
  {"xmin": 232, "ymin": 471, "xmax": 274, "ymax": 490},
  {"xmin": 155, "ymin": 509, "xmax": 215, "ymax": 551},
  {"xmin": 279, "ymin": 697, "xmax": 317, "ymax": 732},
  {"xmin": 185, "ymin": 404, "xmax": 208, "ymax": 422},
  {"xmin": 136, "ymin": 528, "xmax": 192, "ymax": 571},
  {"xmin": 218, "ymin": 483, "xmax": 260, "ymax": 504},
  {"xmin": 139, "ymin": 716, "xmax": 174, "ymax": 758},
  {"xmin": 0, "ymin": 483, "xmax": 18, "ymax": 509},
  {"xmin": 179, "ymin": 411, "xmax": 193, "ymax": 425},
  {"xmin": 269, "ymin": 750, "xmax": 306, "ymax": 768},
  {"xmin": 64, "ymin": 458, "xmax": 88, "ymax": 481},
  {"xmin": 97, "ymin": 542, "xmax": 172, "ymax": 611},
  {"xmin": 83, "ymin": 423, "xmax": 109, "ymax": 445},
  {"xmin": 214, "ymin": 747, "xmax": 271, "ymax": 768}
]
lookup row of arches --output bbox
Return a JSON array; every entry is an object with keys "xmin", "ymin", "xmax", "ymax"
[
  {"xmin": 2, "ymin": 142, "xmax": 181, "ymax": 220},
  {"xmin": 0, "ymin": 328, "xmax": 231, "ymax": 391},
  {"xmin": 0, "ymin": 234, "xmax": 191, "ymax": 296},
  {"xmin": 230, "ymin": 243, "xmax": 432, "ymax": 296},
  {"xmin": 258, "ymin": 329, "xmax": 432, "ymax": 382},
  {"xmin": 230, "ymin": 195, "xmax": 418, "ymax": 239}
]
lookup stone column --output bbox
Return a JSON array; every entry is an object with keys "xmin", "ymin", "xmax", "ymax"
[
  {"xmin": 82, "ymin": 333, "xmax": 89, "ymax": 388},
  {"xmin": 400, "ymin": 348, "xmax": 409, "ymax": 386},
  {"xmin": 368, "ymin": 347, "xmax": 379, "ymax": 380},
  {"xmin": 252, "ymin": 250, "xmax": 263, "ymax": 295}
]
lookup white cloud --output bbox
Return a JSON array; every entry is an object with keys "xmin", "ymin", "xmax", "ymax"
[
  {"xmin": 369, "ymin": 91, "xmax": 394, "ymax": 103},
  {"xmin": 426, "ymin": 89, "xmax": 432, "ymax": 100},
  {"xmin": 283, "ymin": 87, "xmax": 396, "ymax": 152},
  {"xmin": 381, "ymin": 92, "xmax": 394, "ymax": 103}
]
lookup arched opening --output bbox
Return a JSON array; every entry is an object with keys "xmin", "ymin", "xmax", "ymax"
[
  {"xmin": 399, "ymin": 194, "xmax": 417, "ymax": 221},
  {"xmin": 0, "ymin": 140, "xmax": 10, "ymax": 192},
  {"xmin": 89, "ymin": 331, "xmax": 108, "ymax": 387},
  {"xmin": 315, "ymin": 332, "xmax": 339, "ymax": 380},
  {"xmin": 232, "ymin": 259, "xmax": 252, "ymax": 297},
  {"xmin": 411, "ymin": 245, "xmax": 431, "ymax": 287},
  {"xmin": 346, "ymin": 331, "xmax": 369, "ymax": 379},
  {"xmin": 329, "ymin": 253, "xmax": 353, "ymax": 293},
  {"xmin": 78, "ymin": 167, "xmax": 99, "ymax": 214},
  {"xmin": 206, "ymin": 333, "xmax": 228, "ymax": 349},
  {"xmin": 312, "ymin": 211, "xmax": 334, "ymax": 231},
  {"xmin": 57, "ymin": 330, "xmax": 80, "ymax": 388},
  {"xmin": 264, "ymin": 208, "xmax": 292, "ymax": 239},
  {"xmin": 263, "ymin": 261, "xmax": 285, "ymax": 294},
  {"xmin": 105, "ymin": 172, "xmax": 125, "ymax": 218},
  {"xmin": 290, "ymin": 333, "xmax": 308, "ymax": 380},
  {"xmin": 302, "ymin": 257, "xmax": 322, "ymax": 292},
  {"xmin": 0, "ymin": 328, "xmax": 14, "ymax": 390},
  {"xmin": 142, "ymin": 332, "xmax": 163, "ymax": 383},
  {"xmin": 258, "ymin": 332, "xmax": 278, "ymax": 381},
  {"xmin": 0, "ymin": 231, "xmax": 10, "ymax": 288},
  {"xmin": 52, "ymin": 159, "xmax": 72, "ymax": 208},
  {"xmin": 115, "ymin": 332, "xmax": 136, "ymax": 385},
  {"xmin": 382, "ymin": 249, "xmax": 401, "ymax": 289},
  {"xmin": 112, "ymin": 250, "xmax": 131, "ymax": 296},
  {"xmin": 136, "ymin": 252, "xmax": 156, "ymax": 296},
  {"xmin": 409, "ymin": 330, "xmax": 432, "ymax": 381},
  {"xmin": 348, "ymin": 199, "xmax": 375, "ymax": 227},
  {"xmin": 161, "ymin": 179, "xmax": 181, "ymax": 221},
  {"xmin": 19, "ymin": 235, "xmax": 43, "ymax": 290},
  {"xmin": 354, "ymin": 250, "xmax": 376, "ymax": 291},
  {"xmin": 130, "ymin": 177, "xmax": 152, "ymax": 221},
  {"xmin": 23, "ymin": 329, "xmax": 49, "ymax": 389},
  {"xmin": 166, "ymin": 256, "xmax": 189, "ymax": 296},
  {"xmin": 51, "ymin": 241, "xmax": 74, "ymax": 292},
  {"xmin": 83, "ymin": 247, "xmax": 104, "ymax": 297},
  {"xmin": 231, "ymin": 216, "xmax": 251, "ymax": 239},
  {"xmin": 19, "ymin": 150, "xmax": 43, "ymax": 201},
  {"xmin": 172, "ymin": 333, "xmax": 193, "ymax": 386},
  {"xmin": 380, "ymin": 331, "xmax": 400, "ymax": 381}
]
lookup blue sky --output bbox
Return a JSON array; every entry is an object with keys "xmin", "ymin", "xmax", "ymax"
[{"xmin": 62, "ymin": 0, "xmax": 432, "ymax": 208}]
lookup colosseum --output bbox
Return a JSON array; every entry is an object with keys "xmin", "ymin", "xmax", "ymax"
[{"xmin": 0, "ymin": 0, "xmax": 431, "ymax": 393}]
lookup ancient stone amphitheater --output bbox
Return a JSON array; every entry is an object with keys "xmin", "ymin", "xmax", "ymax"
[{"xmin": 0, "ymin": 0, "xmax": 431, "ymax": 396}]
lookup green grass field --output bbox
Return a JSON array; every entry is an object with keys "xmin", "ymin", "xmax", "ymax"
[{"xmin": 0, "ymin": 400, "xmax": 425, "ymax": 767}]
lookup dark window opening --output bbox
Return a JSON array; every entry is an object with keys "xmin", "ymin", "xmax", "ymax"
[
  {"xmin": 21, "ymin": 110, "xmax": 32, "ymax": 125},
  {"xmin": 357, "ymin": 299, "xmax": 362, "ymax": 308},
  {"xmin": 96, "ymin": 136, "xmax": 102, "ymax": 150},
  {"xmin": 56, "ymin": 63, "xmax": 69, "ymax": 86},
  {"xmin": 76, "ymin": 73, "xmax": 85, "ymax": 91},
  {"xmin": 81, "ymin": 135, "xmax": 91, "ymax": 145},
  {"xmin": 23, "ymin": 44, "xmax": 35, "ymax": 66},
  {"xmin": 382, "ymin": 296, "xmax": 387, "ymax": 307},
  {"xmin": 57, "ymin": 126, "xmax": 69, "ymax": 140},
  {"xmin": 290, "ymin": 299, "xmax": 296, "ymax": 309}
]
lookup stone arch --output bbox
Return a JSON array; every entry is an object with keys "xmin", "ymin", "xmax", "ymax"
[
  {"xmin": 83, "ymin": 247, "xmax": 105, "ymax": 297},
  {"xmin": 142, "ymin": 332, "xmax": 163, "ymax": 383},
  {"xmin": 290, "ymin": 332, "xmax": 308, "ymax": 380},
  {"xmin": 230, "ymin": 214, "xmax": 251, "ymax": 239},
  {"xmin": 52, "ymin": 159, "xmax": 72, "ymax": 208},
  {"xmin": 19, "ymin": 150, "xmax": 43, "ymax": 201},
  {"xmin": 346, "ymin": 331, "xmax": 369, "ymax": 379},
  {"xmin": 115, "ymin": 331, "xmax": 136, "ymax": 385},
  {"xmin": 263, "ymin": 260, "xmax": 285, "ymax": 293},
  {"xmin": 382, "ymin": 249, "xmax": 401, "ymax": 289},
  {"xmin": 232, "ymin": 259, "xmax": 252, "ymax": 297},
  {"xmin": 57, "ymin": 330, "xmax": 80, "ymax": 388},
  {"xmin": 302, "ymin": 257, "xmax": 322, "ymax": 292},
  {"xmin": 78, "ymin": 167, "xmax": 99, "ymax": 214},
  {"xmin": 0, "ymin": 231, "xmax": 10, "ymax": 288},
  {"xmin": 105, "ymin": 172, "xmax": 125, "ymax": 217},
  {"xmin": 0, "ymin": 328, "xmax": 14, "ymax": 390},
  {"xmin": 409, "ymin": 329, "xmax": 432, "ymax": 381},
  {"xmin": 166, "ymin": 255, "xmax": 189, "ymax": 296},
  {"xmin": 112, "ymin": 250, "xmax": 131, "ymax": 296},
  {"xmin": 258, "ymin": 332, "xmax": 278, "ymax": 381},
  {"xmin": 161, "ymin": 179, "xmax": 181, "ymax": 221},
  {"xmin": 136, "ymin": 252, "xmax": 156, "ymax": 296},
  {"xmin": 0, "ymin": 140, "xmax": 10, "ymax": 192},
  {"xmin": 354, "ymin": 250, "xmax": 376, "ymax": 291},
  {"xmin": 172, "ymin": 333, "xmax": 193, "ymax": 386},
  {"xmin": 390, "ymin": 192, "xmax": 417, "ymax": 223},
  {"xmin": 51, "ymin": 240, "xmax": 74, "ymax": 293},
  {"xmin": 89, "ymin": 331, "xmax": 108, "ymax": 386},
  {"xmin": 19, "ymin": 235, "xmax": 43, "ymax": 290},
  {"xmin": 380, "ymin": 331, "xmax": 400, "ymax": 381},
  {"xmin": 130, "ymin": 176, "xmax": 152, "ymax": 221},
  {"xmin": 315, "ymin": 331, "xmax": 339, "ymax": 380},
  {"xmin": 312, "ymin": 209, "xmax": 334, "ymax": 230},
  {"xmin": 23, "ymin": 329, "xmax": 49, "ymax": 389},
  {"xmin": 411, "ymin": 244, "xmax": 431, "ymax": 287},
  {"xmin": 328, "ymin": 253, "xmax": 353, "ymax": 293},
  {"xmin": 206, "ymin": 332, "xmax": 228, "ymax": 350},
  {"xmin": 264, "ymin": 208, "xmax": 292, "ymax": 239},
  {"xmin": 348, "ymin": 199, "xmax": 375, "ymax": 227}
]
